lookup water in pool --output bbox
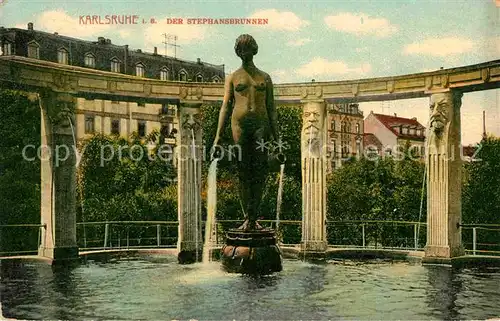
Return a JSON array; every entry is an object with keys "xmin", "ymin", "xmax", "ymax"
[{"xmin": 1, "ymin": 256, "xmax": 499, "ymax": 320}]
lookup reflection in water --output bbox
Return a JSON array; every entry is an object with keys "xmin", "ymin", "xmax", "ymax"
[
  {"xmin": 425, "ymin": 266, "xmax": 461, "ymax": 320},
  {"xmin": 1, "ymin": 257, "xmax": 500, "ymax": 320}
]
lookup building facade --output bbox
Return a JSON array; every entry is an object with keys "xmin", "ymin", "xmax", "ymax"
[
  {"xmin": 0, "ymin": 22, "xmax": 225, "ymax": 147},
  {"xmin": 364, "ymin": 111, "xmax": 426, "ymax": 157},
  {"xmin": 326, "ymin": 103, "xmax": 364, "ymax": 171}
]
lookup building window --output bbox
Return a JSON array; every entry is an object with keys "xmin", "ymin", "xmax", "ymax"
[
  {"xmin": 331, "ymin": 120, "xmax": 336, "ymax": 131},
  {"xmin": 160, "ymin": 67, "xmax": 169, "ymax": 81},
  {"xmin": 136, "ymin": 63, "xmax": 145, "ymax": 77},
  {"xmin": 179, "ymin": 70, "xmax": 188, "ymax": 81},
  {"xmin": 161, "ymin": 103, "xmax": 176, "ymax": 116},
  {"xmin": 110, "ymin": 57, "xmax": 121, "ymax": 73},
  {"xmin": 196, "ymin": 74, "xmax": 203, "ymax": 82},
  {"xmin": 85, "ymin": 115, "xmax": 95, "ymax": 134},
  {"xmin": 410, "ymin": 128, "xmax": 416, "ymax": 135},
  {"xmin": 57, "ymin": 48, "xmax": 69, "ymax": 64},
  {"xmin": 212, "ymin": 76, "xmax": 221, "ymax": 83},
  {"xmin": 138, "ymin": 101, "xmax": 145, "ymax": 107},
  {"xmin": 356, "ymin": 141, "xmax": 361, "ymax": 155},
  {"xmin": 355, "ymin": 123, "xmax": 360, "ymax": 134},
  {"xmin": 84, "ymin": 53, "xmax": 96, "ymax": 68},
  {"xmin": 111, "ymin": 119, "xmax": 120, "ymax": 135},
  {"xmin": 341, "ymin": 121, "xmax": 346, "ymax": 133},
  {"xmin": 1, "ymin": 42, "xmax": 12, "ymax": 55},
  {"xmin": 341, "ymin": 141, "xmax": 349, "ymax": 158},
  {"xmin": 27, "ymin": 42, "xmax": 39, "ymax": 59},
  {"xmin": 138, "ymin": 121, "xmax": 146, "ymax": 137},
  {"xmin": 402, "ymin": 127, "xmax": 408, "ymax": 135}
]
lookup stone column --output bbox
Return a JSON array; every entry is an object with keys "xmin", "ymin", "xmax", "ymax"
[
  {"xmin": 176, "ymin": 101, "xmax": 203, "ymax": 263},
  {"xmin": 300, "ymin": 99, "xmax": 328, "ymax": 255},
  {"xmin": 424, "ymin": 90, "xmax": 464, "ymax": 261},
  {"xmin": 38, "ymin": 91, "xmax": 79, "ymax": 262}
]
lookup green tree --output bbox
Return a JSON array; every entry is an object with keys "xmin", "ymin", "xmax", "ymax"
[{"xmin": 0, "ymin": 90, "xmax": 41, "ymax": 252}]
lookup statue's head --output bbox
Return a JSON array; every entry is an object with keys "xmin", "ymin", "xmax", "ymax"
[{"xmin": 234, "ymin": 34, "xmax": 258, "ymax": 60}]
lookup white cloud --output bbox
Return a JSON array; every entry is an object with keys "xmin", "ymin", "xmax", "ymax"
[
  {"xmin": 403, "ymin": 37, "xmax": 475, "ymax": 57},
  {"xmin": 143, "ymin": 17, "xmax": 207, "ymax": 49},
  {"xmin": 286, "ymin": 38, "xmax": 311, "ymax": 47},
  {"xmin": 477, "ymin": 36, "xmax": 500, "ymax": 61},
  {"xmin": 296, "ymin": 57, "xmax": 371, "ymax": 79},
  {"xmin": 270, "ymin": 69, "xmax": 292, "ymax": 83},
  {"xmin": 118, "ymin": 30, "xmax": 132, "ymax": 39},
  {"xmin": 24, "ymin": 9, "xmax": 111, "ymax": 39},
  {"xmin": 324, "ymin": 12, "xmax": 398, "ymax": 38},
  {"xmin": 249, "ymin": 9, "xmax": 309, "ymax": 31}
]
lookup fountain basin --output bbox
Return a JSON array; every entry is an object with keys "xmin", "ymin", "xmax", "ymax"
[{"xmin": 221, "ymin": 229, "xmax": 283, "ymax": 275}]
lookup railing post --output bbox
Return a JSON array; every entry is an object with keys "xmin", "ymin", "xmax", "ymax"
[
  {"xmin": 157, "ymin": 224, "xmax": 161, "ymax": 247},
  {"xmin": 473, "ymin": 227, "xmax": 477, "ymax": 256},
  {"xmin": 104, "ymin": 223, "xmax": 109, "ymax": 249},
  {"xmin": 126, "ymin": 228, "xmax": 129, "ymax": 249},
  {"xmin": 83, "ymin": 224, "xmax": 87, "ymax": 248},
  {"xmin": 362, "ymin": 224, "xmax": 366, "ymax": 248},
  {"xmin": 414, "ymin": 223, "xmax": 418, "ymax": 250},
  {"xmin": 216, "ymin": 223, "xmax": 219, "ymax": 246}
]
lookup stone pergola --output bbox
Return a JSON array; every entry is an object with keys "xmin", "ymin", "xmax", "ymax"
[{"xmin": 1, "ymin": 56, "xmax": 499, "ymax": 263}]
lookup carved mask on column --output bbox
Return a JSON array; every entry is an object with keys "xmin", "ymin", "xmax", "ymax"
[
  {"xmin": 181, "ymin": 112, "xmax": 201, "ymax": 132},
  {"xmin": 50, "ymin": 101, "xmax": 74, "ymax": 128},
  {"xmin": 429, "ymin": 94, "xmax": 449, "ymax": 138},
  {"xmin": 302, "ymin": 103, "xmax": 325, "ymax": 155}
]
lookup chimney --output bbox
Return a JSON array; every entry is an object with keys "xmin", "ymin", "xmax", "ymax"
[
  {"xmin": 124, "ymin": 45, "xmax": 129, "ymax": 74},
  {"xmin": 394, "ymin": 113, "xmax": 397, "ymax": 117},
  {"xmin": 98, "ymin": 37, "xmax": 105, "ymax": 44},
  {"xmin": 154, "ymin": 47, "xmax": 158, "ymax": 55},
  {"xmin": 54, "ymin": 32, "xmax": 58, "ymax": 36},
  {"xmin": 197, "ymin": 58, "xmax": 201, "ymax": 64},
  {"xmin": 27, "ymin": 22, "xmax": 34, "ymax": 31},
  {"xmin": 411, "ymin": 117, "xmax": 417, "ymax": 120},
  {"xmin": 105, "ymin": 38, "xmax": 111, "ymax": 44}
]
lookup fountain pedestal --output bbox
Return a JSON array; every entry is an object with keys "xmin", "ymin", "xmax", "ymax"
[{"xmin": 221, "ymin": 228, "xmax": 282, "ymax": 275}]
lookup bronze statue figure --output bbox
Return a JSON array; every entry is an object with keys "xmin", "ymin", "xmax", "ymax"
[{"xmin": 212, "ymin": 34, "xmax": 278, "ymax": 231}]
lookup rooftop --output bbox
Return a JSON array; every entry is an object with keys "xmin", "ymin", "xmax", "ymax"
[{"xmin": 370, "ymin": 112, "xmax": 426, "ymax": 141}]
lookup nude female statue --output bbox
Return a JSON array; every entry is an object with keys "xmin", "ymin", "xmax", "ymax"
[{"xmin": 211, "ymin": 34, "xmax": 279, "ymax": 231}]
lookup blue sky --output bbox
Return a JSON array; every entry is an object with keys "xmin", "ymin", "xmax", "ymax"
[{"xmin": 0, "ymin": 0, "xmax": 498, "ymax": 144}]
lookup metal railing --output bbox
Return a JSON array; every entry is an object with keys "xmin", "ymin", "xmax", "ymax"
[
  {"xmin": 461, "ymin": 224, "xmax": 500, "ymax": 256},
  {"xmin": 326, "ymin": 220, "xmax": 427, "ymax": 251},
  {"xmin": 1, "ymin": 220, "xmax": 499, "ymax": 257},
  {"xmin": 77, "ymin": 221, "xmax": 179, "ymax": 251},
  {"xmin": 213, "ymin": 220, "xmax": 427, "ymax": 251},
  {"xmin": 0, "ymin": 224, "xmax": 46, "ymax": 256}
]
